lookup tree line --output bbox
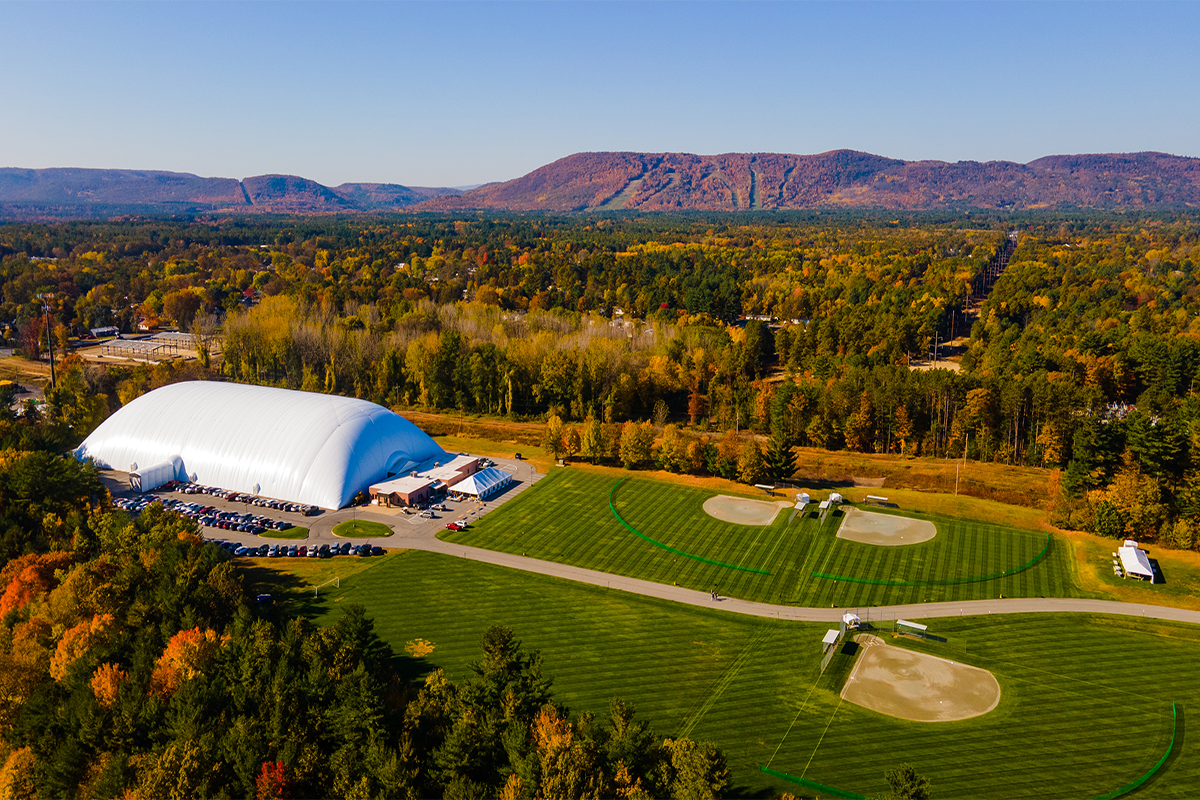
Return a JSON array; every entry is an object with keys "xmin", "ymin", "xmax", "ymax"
[{"xmin": 3, "ymin": 212, "xmax": 1200, "ymax": 551}]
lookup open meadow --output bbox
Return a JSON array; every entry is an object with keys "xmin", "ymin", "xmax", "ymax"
[
  {"xmin": 441, "ymin": 469, "xmax": 1083, "ymax": 608},
  {"xmin": 247, "ymin": 550, "xmax": 1200, "ymax": 798}
]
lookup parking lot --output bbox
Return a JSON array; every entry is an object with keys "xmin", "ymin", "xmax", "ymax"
[{"xmin": 103, "ymin": 456, "xmax": 544, "ymax": 558}]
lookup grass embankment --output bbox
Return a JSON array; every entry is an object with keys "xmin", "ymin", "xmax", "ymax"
[
  {"xmin": 0, "ymin": 355, "xmax": 50, "ymax": 383},
  {"xmin": 1065, "ymin": 529, "xmax": 1200, "ymax": 610},
  {"xmin": 291, "ymin": 550, "xmax": 1199, "ymax": 799},
  {"xmin": 790, "ymin": 447, "xmax": 1051, "ymax": 509},
  {"xmin": 332, "ymin": 519, "xmax": 393, "ymax": 538},
  {"xmin": 441, "ymin": 469, "xmax": 1079, "ymax": 607},
  {"xmin": 259, "ymin": 526, "xmax": 309, "ymax": 540}
]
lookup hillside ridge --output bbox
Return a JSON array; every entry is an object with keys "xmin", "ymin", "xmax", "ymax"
[
  {"xmin": 3, "ymin": 148, "xmax": 1200, "ymax": 218},
  {"xmin": 415, "ymin": 149, "xmax": 1200, "ymax": 212},
  {"xmin": 0, "ymin": 167, "xmax": 461, "ymax": 217}
]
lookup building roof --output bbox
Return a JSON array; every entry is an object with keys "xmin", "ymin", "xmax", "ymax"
[
  {"xmin": 75, "ymin": 381, "xmax": 446, "ymax": 509},
  {"xmin": 370, "ymin": 475, "xmax": 436, "ymax": 496},
  {"xmin": 420, "ymin": 454, "xmax": 479, "ymax": 483}
]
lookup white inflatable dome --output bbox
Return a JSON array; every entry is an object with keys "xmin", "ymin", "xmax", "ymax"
[{"xmin": 75, "ymin": 381, "xmax": 447, "ymax": 509}]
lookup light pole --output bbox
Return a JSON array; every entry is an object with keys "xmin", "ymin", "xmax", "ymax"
[{"xmin": 37, "ymin": 293, "xmax": 56, "ymax": 389}]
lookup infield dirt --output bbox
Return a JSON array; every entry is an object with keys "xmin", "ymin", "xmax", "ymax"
[
  {"xmin": 841, "ymin": 636, "xmax": 1001, "ymax": 722},
  {"xmin": 702, "ymin": 495, "xmax": 793, "ymax": 526},
  {"xmin": 837, "ymin": 507, "xmax": 937, "ymax": 546}
]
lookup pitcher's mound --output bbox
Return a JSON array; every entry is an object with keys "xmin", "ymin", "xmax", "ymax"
[
  {"xmin": 837, "ymin": 507, "xmax": 936, "ymax": 546},
  {"xmin": 842, "ymin": 643, "xmax": 1000, "ymax": 722},
  {"xmin": 702, "ymin": 495, "xmax": 792, "ymax": 526}
]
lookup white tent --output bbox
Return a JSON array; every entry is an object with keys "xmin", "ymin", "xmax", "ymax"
[
  {"xmin": 1118, "ymin": 540, "xmax": 1155, "ymax": 581},
  {"xmin": 451, "ymin": 467, "xmax": 513, "ymax": 499},
  {"xmin": 75, "ymin": 381, "xmax": 447, "ymax": 509}
]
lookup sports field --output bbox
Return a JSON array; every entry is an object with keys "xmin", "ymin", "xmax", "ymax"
[
  {"xmin": 441, "ymin": 469, "xmax": 1080, "ymax": 606},
  {"xmin": 291, "ymin": 550, "xmax": 1200, "ymax": 799}
]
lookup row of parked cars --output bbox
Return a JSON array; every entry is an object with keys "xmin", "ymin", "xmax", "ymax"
[
  {"xmin": 211, "ymin": 541, "xmax": 384, "ymax": 559},
  {"xmin": 114, "ymin": 494, "xmax": 296, "ymax": 533},
  {"xmin": 160, "ymin": 481, "xmax": 320, "ymax": 516}
]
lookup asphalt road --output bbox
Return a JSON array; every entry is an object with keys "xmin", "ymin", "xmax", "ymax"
[{"xmin": 396, "ymin": 535, "xmax": 1200, "ymax": 626}]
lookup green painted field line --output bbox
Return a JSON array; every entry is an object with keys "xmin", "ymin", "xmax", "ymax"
[
  {"xmin": 608, "ymin": 478, "xmax": 771, "ymax": 575},
  {"xmin": 759, "ymin": 766, "xmax": 865, "ymax": 800},
  {"xmin": 1090, "ymin": 701, "xmax": 1176, "ymax": 800},
  {"xmin": 812, "ymin": 532, "xmax": 1051, "ymax": 586},
  {"xmin": 761, "ymin": 701, "xmax": 1176, "ymax": 800}
]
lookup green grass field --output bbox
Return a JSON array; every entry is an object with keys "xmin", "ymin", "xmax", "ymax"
[
  {"xmin": 259, "ymin": 526, "xmax": 309, "ymax": 539},
  {"xmin": 332, "ymin": 519, "xmax": 393, "ymax": 538},
  {"xmin": 290, "ymin": 550, "xmax": 1200, "ymax": 799},
  {"xmin": 440, "ymin": 470, "xmax": 1083, "ymax": 607}
]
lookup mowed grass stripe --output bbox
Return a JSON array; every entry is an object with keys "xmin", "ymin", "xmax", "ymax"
[
  {"xmin": 445, "ymin": 469, "xmax": 1077, "ymax": 607},
  {"xmin": 317, "ymin": 552, "xmax": 1197, "ymax": 797}
]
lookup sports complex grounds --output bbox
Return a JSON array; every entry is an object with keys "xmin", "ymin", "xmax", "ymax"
[{"xmin": 246, "ymin": 463, "xmax": 1200, "ymax": 799}]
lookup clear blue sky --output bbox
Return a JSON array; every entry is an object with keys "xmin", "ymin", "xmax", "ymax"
[{"xmin": 2, "ymin": 1, "xmax": 1196, "ymax": 188}]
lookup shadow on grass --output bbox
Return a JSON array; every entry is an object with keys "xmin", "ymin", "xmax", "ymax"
[
  {"xmin": 727, "ymin": 783, "xmax": 785, "ymax": 799},
  {"xmin": 236, "ymin": 558, "xmax": 438, "ymax": 685},
  {"xmin": 238, "ymin": 561, "xmax": 334, "ymax": 619},
  {"xmin": 1126, "ymin": 702, "xmax": 1183, "ymax": 798}
]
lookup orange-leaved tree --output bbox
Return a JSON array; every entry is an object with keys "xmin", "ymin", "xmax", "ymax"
[
  {"xmin": 50, "ymin": 613, "xmax": 114, "ymax": 682},
  {"xmin": 90, "ymin": 662, "xmax": 128, "ymax": 708},
  {"xmin": 150, "ymin": 627, "xmax": 226, "ymax": 697}
]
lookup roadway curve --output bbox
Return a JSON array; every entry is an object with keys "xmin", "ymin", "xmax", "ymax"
[{"xmin": 402, "ymin": 535, "xmax": 1200, "ymax": 625}]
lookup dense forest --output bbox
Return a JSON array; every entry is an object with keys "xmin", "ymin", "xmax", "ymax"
[
  {"xmin": 0, "ymin": 404, "xmax": 730, "ymax": 798},
  {"xmin": 3, "ymin": 211, "xmax": 1200, "ymax": 550}
]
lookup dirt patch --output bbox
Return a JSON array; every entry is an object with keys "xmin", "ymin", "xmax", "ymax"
[
  {"xmin": 850, "ymin": 476, "xmax": 887, "ymax": 488},
  {"xmin": 837, "ymin": 507, "xmax": 936, "ymax": 546},
  {"xmin": 702, "ymin": 495, "xmax": 792, "ymax": 526},
  {"xmin": 842, "ymin": 643, "xmax": 1000, "ymax": 722}
]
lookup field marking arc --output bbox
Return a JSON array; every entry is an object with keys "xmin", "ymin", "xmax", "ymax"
[
  {"xmin": 608, "ymin": 478, "xmax": 771, "ymax": 575},
  {"xmin": 812, "ymin": 532, "xmax": 1051, "ymax": 587}
]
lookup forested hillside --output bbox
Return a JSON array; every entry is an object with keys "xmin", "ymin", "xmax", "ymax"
[{"xmin": 2, "ymin": 211, "xmax": 1199, "ymax": 550}]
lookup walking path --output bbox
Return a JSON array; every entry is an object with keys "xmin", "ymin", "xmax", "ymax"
[
  {"xmin": 397, "ymin": 535, "xmax": 1200, "ymax": 625},
  {"xmin": 155, "ymin": 457, "xmax": 1200, "ymax": 627}
]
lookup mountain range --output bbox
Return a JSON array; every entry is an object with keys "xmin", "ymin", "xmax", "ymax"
[
  {"xmin": 0, "ymin": 168, "xmax": 460, "ymax": 217},
  {"xmin": 3, "ymin": 150, "xmax": 1199, "ymax": 219}
]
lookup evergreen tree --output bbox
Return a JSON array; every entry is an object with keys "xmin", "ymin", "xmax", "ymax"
[{"xmin": 764, "ymin": 431, "xmax": 798, "ymax": 483}]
